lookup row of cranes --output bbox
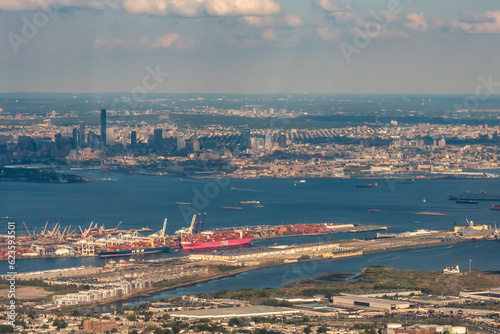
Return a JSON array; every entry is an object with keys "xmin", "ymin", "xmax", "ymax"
[{"xmin": 77, "ymin": 219, "xmax": 169, "ymax": 248}]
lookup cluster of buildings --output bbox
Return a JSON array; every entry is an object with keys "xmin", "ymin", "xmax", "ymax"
[
  {"xmin": 52, "ymin": 280, "xmax": 152, "ymax": 306},
  {"xmin": 1, "ymin": 106, "xmax": 500, "ymax": 177}
]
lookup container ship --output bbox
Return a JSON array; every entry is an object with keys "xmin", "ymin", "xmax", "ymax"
[
  {"xmin": 449, "ymin": 190, "xmax": 500, "ymax": 201},
  {"xmin": 98, "ymin": 246, "xmax": 170, "ymax": 258},
  {"xmin": 178, "ymin": 213, "xmax": 253, "ymax": 250}
]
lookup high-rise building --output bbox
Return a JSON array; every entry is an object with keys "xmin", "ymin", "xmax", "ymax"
[
  {"xmin": 278, "ymin": 133, "xmax": 287, "ymax": 147},
  {"xmin": 55, "ymin": 133, "xmax": 62, "ymax": 150},
  {"xmin": 130, "ymin": 131, "xmax": 137, "ymax": 148},
  {"xmin": 72, "ymin": 128, "xmax": 79, "ymax": 149},
  {"xmin": 106, "ymin": 128, "xmax": 115, "ymax": 146},
  {"xmin": 264, "ymin": 132, "xmax": 272, "ymax": 149},
  {"xmin": 100, "ymin": 109, "xmax": 106, "ymax": 148},
  {"xmin": 241, "ymin": 128, "xmax": 251, "ymax": 149},
  {"xmin": 79, "ymin": 124, "xmax": 86, "ymax": 145},
  {"xmin": 177, "ymin": 136, "xmax": 186, "ymax": 150},
  {"xmin": 87, "ymin": 131, "xmax": 96, "ymax": 147},
  {"xmin": 154, "ymin": 129, "xmax": 163, "ymax": 150}
]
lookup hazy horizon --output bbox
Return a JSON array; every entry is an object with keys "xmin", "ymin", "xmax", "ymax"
[{"xmin": 2, "ymin": 0, "xmax": 500, "ymax": 94}]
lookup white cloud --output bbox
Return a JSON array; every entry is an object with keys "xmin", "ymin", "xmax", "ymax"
[
  {"xmin": 404, "ymin": 12, "xmax": 428, "ymax": 32},
  {"xmin": 138, "ymin": 33, "xmax": 182, "ymax": 48},
  {"xmin": 204, "ymin": 0, "xmax": 280, "ymax": 17},
  {"xmin": 239, "ymin": 15, "xmax": 275, "ymax": 28},
  {"xmin": 316, "ymin": 26, "xmax": 342, "ymax": 41},
  {"xmin": 282, "ymin": 13, "xmax": 303, "ymax": 27},
  {"xmin": 0, "ymin": 0, "xmax": 281, "ymax": 17},
  {"xmin": 0, "ymin": 0, "xmax": 119, "ymax": 11},
  {"xmin": 447, "ymin": 11, "xmax": 500, "ymax": 34},
  {"xmin": 262, "ymin": 28, "xmax": 276, "ymax": 41},
  {"xmin": 121, "ymin": 0, "xmax": 281, "ymax": 17},
  {"xmin": 310, "ymin": 0, "xmax": 350, "ymax": 13}
]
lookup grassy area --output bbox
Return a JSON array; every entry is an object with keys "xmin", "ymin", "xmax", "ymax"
[
  {"xmin": 198, "ymin": 266, "xmax": 500, "ymax": 306},
  {"xmin": 361, "ymin": 266, "xmax": 500, "ymax": 294}
]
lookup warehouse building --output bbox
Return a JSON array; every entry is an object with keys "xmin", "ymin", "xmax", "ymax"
[
  {"xmin": 330, "ymin": 294, "xmax": 412, "ymax": 311},
  {"xmin": 167, "ymin": 306, "xmax": 300, "ymax": 319},
  {"xmin": 189, "ymin": 243, "xmax": 357, "ymax": 262}
]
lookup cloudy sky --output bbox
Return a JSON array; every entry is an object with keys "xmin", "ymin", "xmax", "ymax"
[{"xmin": 1, "ymin": 0, "xmax": 500, "ymax": 94}]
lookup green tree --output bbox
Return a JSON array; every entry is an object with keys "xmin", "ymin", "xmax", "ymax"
[
  {"xmin": 0, "ymin": 325, "xmax": 14, "ymax": 334},
  {"xmin": 304, "ymin": 326, "xmax": 312, "ymax": 334},
  {"xmin": 52, "ymin": 319, "xmax": 68, "ymax": 330}
]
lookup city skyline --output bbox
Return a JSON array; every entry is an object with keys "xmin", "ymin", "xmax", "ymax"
[{"xmin": 1, "ymin": 0, "xmax": 500, "ymax": 94}]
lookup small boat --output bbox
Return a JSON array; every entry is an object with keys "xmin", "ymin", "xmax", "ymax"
[
  {"xmin": 240, "ymin": 200, "xmax": 260, "ymax": 204},
  {"xmin": 175, "ymin": 202, "xmax": 191, "ymax": 205},
  {"xmin": 299, "ymin": 180, "xmax": 306, "ymax": 183},
  {"xmin": 368, "ymin": 209, "xmax": 379, "ymax": 212},
  {"xmin": 255, "ymin": 205, "xmax": 265, "ymax": 208},
  {"xmin": 490, "ymin": 204, "xmax": 500, "ymax": 210},
  {"xmin": 422, "ymin": 198, "xmax": 427, "ymax": 203},
  {"xmin": 221, "ymin": 207, "xmax": 243, "ymax": 210},
  {"xmin": 356, "ymin": 183, "xmax": 378, "ymax": 188},
  {"xmin": 456, "ymin": 200, "xmax": 479, "ymax": 204}
]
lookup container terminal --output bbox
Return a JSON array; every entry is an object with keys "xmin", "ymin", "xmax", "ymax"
[{"xmin": 0, "ymin": 214, "xmax": 387, "ymax": 260}]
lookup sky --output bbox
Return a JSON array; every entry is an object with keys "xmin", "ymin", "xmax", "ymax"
[{"xmin": 1, "ymin": 0, "xmax": 500, "ymax": 94}]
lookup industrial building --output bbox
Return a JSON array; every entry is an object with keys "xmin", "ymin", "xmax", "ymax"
[
  {"xmin": 188, "ymin": 242, "xmax": 355, "ymax": 262},
  {"xmin": 330, "ymin": 294, "xmax": 412, "ymax": 311},
  {"xmin": 167, "ymin": 306, "xmax": 300, "ymax": 319},
  {"xmin": 460, "ymin": 288, "xmax": 500, "ymax": 302}
]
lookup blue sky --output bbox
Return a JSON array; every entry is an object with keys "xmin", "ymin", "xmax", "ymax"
[{"xmin": 1, "ymin": 0, "xmax": 500, "ymax": 94}]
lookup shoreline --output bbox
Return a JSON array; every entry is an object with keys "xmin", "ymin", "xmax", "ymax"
[{"xmin": 81, "ymin": 237, "xmax": 493, "ymax": 310}]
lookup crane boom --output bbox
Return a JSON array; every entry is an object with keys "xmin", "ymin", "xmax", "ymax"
[{"xmin": 22, "ymin": 221, "xmax": 31, "ymax": 238}]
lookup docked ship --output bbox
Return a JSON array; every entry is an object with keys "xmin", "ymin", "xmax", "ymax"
[
  {"xmin": 98, "ymin": 246, "xmax": 170, "ymax": 258},
  {"xmin": 490, "ymin": 204, "xmax": 500, "ymax": 210},
  {"xmin": 179, "ymin": 213, "xmax": 253, "ymax": 250},
  {"xmin": 356, "ymin": 183, "xmax": 378, "ymax": 188},
  {"xmin": 448, "ymin": 190, "xmax": 500, "ymax": 201}
]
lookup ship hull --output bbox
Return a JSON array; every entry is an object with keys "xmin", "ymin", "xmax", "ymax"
[
  {"xmin": 449, "ymin": 194, "xmax": 500, "ymax": 201},
  {"xmin": 98, "ymin": 246, "xmax": 170, "ymax": 258},
  {"xmin": 181, "ymin": 238, "xmax": 253, "ymax": 250}
]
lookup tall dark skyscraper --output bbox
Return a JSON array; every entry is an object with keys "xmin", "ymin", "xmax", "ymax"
[
  {"xmin": 130, "ymin": 131, "xmax": 137, "ymax": 148},
  {"xmin": 100, "ymin": 109, "xmax": 106, "ymax": 148},
  {"xmin": 154, "ymin": 128, "xmax": 163, "ymax": 150},
  {"xmin": 79, "ymin": 123, "xmax": 86, "ymax": 145},
  {"xmin": 241, "ymin": 128, "xmax": 251, "ymax": 150}
]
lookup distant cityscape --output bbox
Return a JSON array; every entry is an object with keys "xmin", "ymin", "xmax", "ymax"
[{"xmin": 0, "ymin": 94, "xmax": 499, "ymax": 179}]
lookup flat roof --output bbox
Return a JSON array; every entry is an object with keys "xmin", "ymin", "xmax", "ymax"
[
  {"xmin": 167, "ymin": 306, "xmax": 300, "ymax": 319},
  {"xmin": 333, "ymin": 295, "xmax": 411, "ymax": 305},
  {"xmin": 192, "ymin": 242, "xmax": 339, "ymax": 257}
]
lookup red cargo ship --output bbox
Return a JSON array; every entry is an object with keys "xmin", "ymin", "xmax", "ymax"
[
  {"xmin": 490, "ymin": 204, "xmax": 500, "ymax": 210},
  {"xmin": 178, "ymin": 213, "xmax": 253, "ymax": 250}
]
